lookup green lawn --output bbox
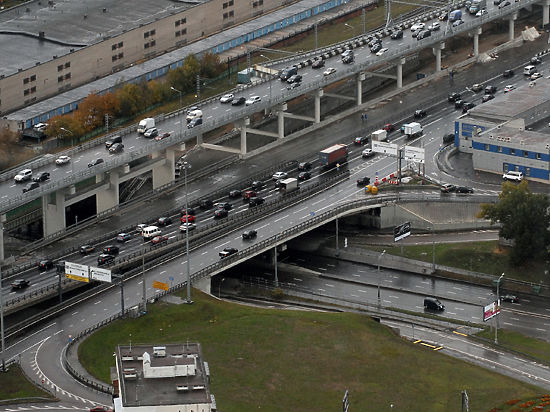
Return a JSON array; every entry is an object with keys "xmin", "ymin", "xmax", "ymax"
[
  {"xmin": 476, "ymin": 328, "xmax": 550, "ymax": 364},
  {"xmin": 0, "ymin": 364, "xmax": 54, "ymax": 401},
  {"xmin": 79, "ymin": 291, "xmax": 543, "ymax": 411}
]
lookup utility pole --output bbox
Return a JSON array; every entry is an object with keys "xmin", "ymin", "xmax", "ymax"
[
  {"xmin": 184, "ymin": 162, "xmax": 193, "ymax": 305},
  {"xmin": 196, "ymin": 75, "xmax": 200, "ymax": 101},
  {"xmin": 495, "ymin": 273, "xmax": 504, "ymax": 344},
  {"xmin": 142, "ymin": 252, "xmax": 147, "ymax": 314},
  {"xmin": 314, "ymin": 23, "xmax": 318, "ymax": 51},
  {"xmin": 362, "ymin": 8, "xmax": 366, "ymax": 34}
]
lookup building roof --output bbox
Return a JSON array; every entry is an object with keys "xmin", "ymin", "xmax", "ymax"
[
  {"xmin": 478, "ymin": 125, "xmax": 550, "ymax": 148},
  {"xmin": 116, "ymin": 343, "xmax": 211, "ymax": 407},
  {"xmin": 0, "ymin": 0, "xmax": 200, "ymax": 77}
]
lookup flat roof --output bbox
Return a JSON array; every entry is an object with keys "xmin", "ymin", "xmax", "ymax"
[
  {"xmin": 479, "ymin": 125, "xmax": 550, "ymax": 147},
  {"xmin": 117, "ymin": 343, "xmax": 211, "ymax": 407},
  {"xmin": 0, "ymin": 0, "xmax": 199, "ymax": 77}
]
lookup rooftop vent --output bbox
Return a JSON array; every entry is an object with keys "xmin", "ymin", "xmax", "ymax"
[
  {"xmin": 176, "ymin": 385, "xmax": 189, "ymax": 392},
  {"xmin": 153, "ymin": 346, "xmax": 166, "ymax": 357}
]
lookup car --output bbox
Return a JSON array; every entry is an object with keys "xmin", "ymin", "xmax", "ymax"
[
  {"xmin": 501, "ymin": 294, "xmax": 519, "ymax": 303},
  {"xmin": 80, "ymin": 244, "xmax": 95, "ymax": 254},
  {"xmin": 242, "ymin": 229, "xmax": 257, "ymax": 240},
  {"xmin": 341, "ymin": 50, "xmax": 354, "ymax": 58},
  {"xmin": 97, "ymin": 254, "xmax": 115, "ymax": 266},
  {"xmin": 136, "ymin": 223, "xmax": 147, "ymax": 233},
  {"xmin": 370, "ymin": 44, "xmax": 382, "ymax": 54},
  {"xmin": 14, "ymin": 169, "xmax": 32, "ymax": 182},
  {"xmin": 220, "ymin": 93, "xmax": 234, "ymax": 103},
  {"xmin": 33, "ymin": 171, "xmax": 50, "ymax": 182},
  {"xmin": 440, "ymin": 183, "xmax": 456, "ymax": 193},
  {"xmin": 416, "ymin": 30, "xmax": 431, "ymax": 40},
  {"xmin": 312, "ymin": 59, "xmax": 325, "ymax": 69},
  {"xmin": 414, "ymin": 109, "xmax": 427, "ymax": 118},
  {"xmin": 116, "ymin": 233, "xmax": 132, "ymax": 242},
  {"xmin": 482, "ymin": 94, "xmax": 494, "ymax": 103},
  {"xmin": 298, "ymin": 161, "xmax": 311, "ymax": 171},
  {"xmin": 494, "ymin": 0, "xmax": 503, "ymax": 4},
  {"xmin": 88, "ymin": 158, "xmax": 104, "ymax": 167},
  {"xmin": 214, "ymin": 208, "xmax": 228, "ymax": 218},
  {"xmin": 228, "ymin": 189, "xmax": 241, "ymax": 199},
  {"xmin": 23, "ymin": 181, "xmax": 39, "ymax": 193},
  {"xmin": 375, "ymin": 48, "xmax": 388, "ymax": 56},
  {"xmin": 109, "ymin": 143, "xmax": 124, "ymax": 153},
  {"xmin": 462, "ymin": 102, "xmax": 475, "ymax": 113},
  {"xmin": 498, "ymin": 0, "xmax": 510, "ymax": 7},
  {"xmin": 102, "ymin": 245, "xmax": 120, "ymax": 255},
  {"xmin": 143, "ymin": 128, "xmax": 158, "ymax": 138},
  {"xmin": 476, "ymin": 9, "xmax": 487, "ymax": 16},
  {"xmin": 11, "ymin": 279, "xmax": 30, "ymax": 290},
  {"xmin": 530, "ymin": 56, "xmax": 542, "ymax": 65},
  {"xmin": 448, "ymin": 92, "xmax": 461, "ymax": 102},
  {"xmin": 187, "ymin": 117, "xmax": 203, "ymax": 128},
  {"xmin": 215, "ymin": 202, "xmax": 232, "ymax": 211},
  {"xmin": 424, "ymin": 297, "xmax": 445, "ymax": 311},
  {"xmin": 323, "ymin": 67, "xmax": 336, "ymax": 76},
  {"xmin": 442, "ymin": 133, "xmax": 455, "ymax": 144},
  {"xmin": 199, "ymin": 199, "xmax": 214, "ymax": 209},
  {"xmin": 151, "ymin": 235, "xmax": 168, "ymax": 245},
  {"xmin": 503, "ymin": 69, "xmax": 514, "ymax": 78},
  {"xmin": 531, "ymin": 72, "xmax": 543, "ymax": 80},
  {"xmin": 504, "ymin": 85, "xmax": 515, "ymax": 93},
  {"xmin": 362, "ymin": 148, "xmax": 375, "ymax": 158},
  {"xmin": 390, "ymin": 30, "xmax": 403, "ymax": 39},
  {"xmin": 456, "ymin": 186, "xmax": 474, "ymax": 193},
  {"xmin": 219, "ymin": 247, "xmax": 238, "ymax": 258},
  {"xmin": 180, "ymin": 214, "xmax": 196, "ymax": 223},
  {"xmin": 410, "ymin": 22, "xmax": 425, "ymax": 32},
  {"xmin": 298, "ymin": 171, "xmax": 311, "ymax": 181},
  {"xmin": 89, "ymin": 407, "xmax": 113, "ymax": 412},
  {"xmin": 287, "ymin": 81, "xmax": 301, "ymax": 90},
  {"xmin": 356, "ymin": 177, "xmax": 371, "ymax": 186},
  {"xmin": 382, "ymin": 123, "xmax": 395, "ymax": 132},
  {"xmin": 368, "ymin": 39, "xmax": 382, "ymax": 49},
  {"xmin": 245, "ymin": 95, "xmax": 261, "ymax": 105},
  {"xmin": 454, "ymin": 99, "xmax": 465, "ymax": 109},
  {"xmin": 471, "ymin": 83, "xmax": 483, "ymax": 92},
  {"xmin": 104, "ymin": 135, "xmax": 122, "ymax": 148},
  {"xmin": 180, "ymin": 208, "xmax": 196, "ymax": 216},
  {"xmin": 157, "ymin": 217, "xmax": 172, "ymax": 226},
  {"xmin": 342, "ymin": 54, "xmax": 354, "ymax": 64},
  {"xmin": 55, "ymin": 155, "xmax": 71, "ymax": 165},
  {"xmin": 428, "ymin": 22, "xmax": 440, "ymax": 31},
  {"xmin": 287, "ymin": 74, "xmax": 302, "ymax": 84},
  {"xmin": 438, "ymin": 12, "xmax": 448, "ymax": 20},
  {"xmin": 179, "ymin": 223, "xmax": 196, "ymax": 232},
  {"xmin": 485, "ymin": 85, "xmax": 497, "ymax": 94},
  {"xmin": 33, "ymin": 122, "xmax": 48, "ymax": 132},
  {"xmin": 248, "ymin": 196, "xmax": 265, "ymax": 207},
  {"xmin": 242, "ymin": 190, "xmax": 257, "ymax": 201},
  {"xmin": 231, "ymin": 96, "xmax": 246, "ymax": 106},
  {"xmin": 38, "ymin": 259, "xmax": 54, "ymax": 271},
  {"xmin": 272, "ymin": 171, "xmax": 288, "ymax": 181},
  {"xmin": 354, "ymin": 136, "xmax": 369, "ymax": 145},
  {"xmin": 251, "ymin": 180, "xmax": 265, "ymax": 190},
  {"xmin": 503, "ymin": 171, "xmax": 523, "ymax": 181},
  {"xmin": 452, "ymin": 19, "xmax": 464, "ymax": 26},
  {"xmin": 155, "ymin": 132, "xmax": 171, "ymax": 141}
]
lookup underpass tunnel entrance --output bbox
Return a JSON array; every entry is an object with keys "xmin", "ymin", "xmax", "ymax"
[{"xmin": 65, "ymin": 195, "xmax": 97, "ymax": 226}]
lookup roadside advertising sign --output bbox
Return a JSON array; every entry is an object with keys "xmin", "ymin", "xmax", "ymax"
[{"xmin": 483, "ymin": 300, "xmax": 500, "ymax": 322}]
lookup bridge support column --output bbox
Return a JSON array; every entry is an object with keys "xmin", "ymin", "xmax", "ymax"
[
  {"xmin": 314, "ymin": 89, "xmax": 323, "ymax": 123},
  {"xmin": 42, "ymin": 189, "xmax": 66, "ymax": 237},
  {"xmin": 151, "ymin": 148, "xmax": 175, "ymax": 190},
  {"xmin": 96, "ymin": 169, "xmax": 120, "ymax": 214},
  {"xmin": 396, "ymin": 57, "xmax": 406, "ymax": 88},
  {"xmin": 194, "ymin": 276, "xmax": 211, "ymax": 294},
  {"xmin": 240, "ymin": 117, "xmax": 249, "ymax": 154},
  {"xmin": 432, "ymin": 42, "xmax": 445, "ymax": 72},
  {"xmin": 356, "ymin": 73, "xmax": 365, "ymax": 105},
  {"xmin": 0, "ymin": 214, "xmax": 5, "ymax": 262},
  {"xmin": 277, "ymin": 103, "xmax": 287, "ymax": 139},
  {"xmin": 543, "ymin": 0, "xmax": 550, "ymax": 26},
  {"xmin": 509, "ymin": 13, "xmax": 517, "ymax": 41},
  {"xmin": 196, "ymin": 134, "xmax": 203, "ymax": 145},
  {"xmin": 472, "ymin": 27, "xmax": 482, "ymax": 57}
]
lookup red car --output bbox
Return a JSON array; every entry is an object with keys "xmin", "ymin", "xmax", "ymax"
[
  {"xmin": 180, "ymin": 214, "xmax": 196, "ymax": 223},
  {"xmin": 150, "ymin": 235, "xmax": 168, "ymax": 245},
  {"xmin": 90, "ymin": 407, "xmax": 113, "ymax": 412},
  {"xmin": 383, "ymin": 123, "xmax": 395, "ymax": 132}
]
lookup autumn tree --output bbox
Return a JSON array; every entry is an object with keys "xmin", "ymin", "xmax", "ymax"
[
  {"xmin": 116, "ymin": 83, "xmax": 147, "ymax": 118},
  {"xmin": 478, "ymin": 181, "xmax": 550, "ymax": 263},
  {"xmin": 46, "ymin": 114, "xmax": 85, "ymax": 142},
  {"xmin": 200, "ymin": 51, "xmax": 226, "ymax": 78}
]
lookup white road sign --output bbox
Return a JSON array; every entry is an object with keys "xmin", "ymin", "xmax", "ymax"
[
  {"xmin": 404, "ymin": 146, "xmax": 425, "ymax": 163},
  {"xmin": 65, "ymin": 261, "xmax": 89, "ymax": 283},
  {"xmin": 89, "ymin": 266, "xmax": 112, "ymax": 283},
  {"xmin": 372, "ymin": 141, "xmax": 398, "ymax": 156}
]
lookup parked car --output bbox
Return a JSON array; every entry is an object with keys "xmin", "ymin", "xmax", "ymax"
[
  {"xmin": 102, "ymin": 245, "xmax": 120, "ymax": 255},
  {"xmin": 272, "ymin": 171, "xmax": 288, "ymax": 181},
  {"xmin": 220, "ymin": 93, "xmax": 234, "ymax": 103},
  {"xmin": 214, "ymin": 208, "xmax": 228, "ymax": 219},
  {"xmin": 503, "ymin": 171, "xmax": 523, "ymax": 181},
  {"xmin": 414, "ymin": 109, "xmax": 427, "ymax": 118},
  {"xmin": 109, "ymin": 143, "xmax": 124, "ymax": 153},
  {"xmin": 452, "ymin": 19, "xmax": 464, "ymax": 26},
  {"xmin": 323, "ymin": 67, "xmax": 337, "ymax": 76},
  {"xmin": 375, "ymin": 47, "xmax": 388, "ymax": 56},
  {"xmin": 245, "ymin": 95, "xmax": 261, "ymax": 105},
  {"xmin": 55, "ymin": 155, "xmax": 71, "ymax": 165},
  {"xmin": 219, "ymin": 247, "xmax": 238, "ymax": 258},
  {"xmin": 428, "ymin": 22, "xmax": 440, "ymax": 31},
  {"xmin": 38, "ymin": 259, "xmax": 54, "ymax": 271},
  {"xmin": 498, "ymin": 0, "xmax": 510, "ymax": 7},
  {"xmin": 14, "ymin": 169, "xmax": 32, "ymax": 182},
  {"xmin": 23, "ymin": 181, "xmax": 39, "ymax": 193},
  {"xmin": 531, "ymin": 56, "xmax": 542, "ymax": 65},
  {"xmin": 105, "ymin": 135, "xmax": 122, "ymax": 148},
  {"xmin": 454, "ymin": 99, "xmax": 465, "ymax": 109},
  {"xmin": 357, "ymin": 177, "xmax": 371, "ymax": 186},
  {"xmin": 298, "ymin": 171, "xmax": 311, "ymax": 181},
  {"xmin": 312, "ymin": 59, "xmax": 325, "ymax": 69},
  {"xmin": 440, "ymin": 183, "xmax": 456, "ymax": 193},
  {"xmin": 231, "ymin": 96, "xmax": 246, "ymax": 106},
  {"xmin": 298, "ymin": 161, "xmax": 311, "ymax": 171},
  {"xmin": 442, "ymin": 133, "xmax": 455, "ymax": 144},
  {"xmin": 116, "ymin": 233, "xmax": 132, "ymax": 242},
  {"xmin": 242, "ymin": 229, "xmax": 257, "ymax": 240},
  {"xmin": 97, "ymin": 254, "xmax": 115, "ymax": 266},
  {"xmin": 501, "ymin": 294, "xmax": 519, "ymax": 303},
  {"xmin": 531, "ymin": 72, "xmax": 543, "ymax": 80},
  {"xmin": 80, "ymin": 244, "xmax": 95, "ymax": 254},
  {"xmin": 362, "ymin": 148, "xmax": 375, "ymax": 158},
  {"xmin": 342, "ymin": 54, "xmax": 354, "ymax": 64},
  {"xmin": 390, "ymin": 30, "xmax": 403, "ymax": 39},
  {"xmin": 180, "ymin": 214, "xmax": 196, "ymax": 223},
  {"xmin": 179, "ymin": 223, "xmax": 196, "ymax": 232},
  {"xmin": 151, "ymin": 235, "xmax": 169, "ymax": 245},
  {"xmin": 248, "ymin": 197, "xmax": 265, "ymax": 207},
  {"xmin": 33, "ymin": 171, "xmax": 50, "ymax": 182},
  {"xmin": 11, "ymin": 279, "xmax": 30, "ymax": 290},
  {"xmin": 157, "ymin": 217, "xmax": 172, "ymax": 226},
  {"xmin": 143, "ymin": 128, "xmax": 158, "ymax": 138},
  {"xmin": 456, "ymin": 186, "xmax": 474, "ymax": 193},
  {"xmin": 88, "ymin": 158, "xmax": 104, "ymax": 167}
]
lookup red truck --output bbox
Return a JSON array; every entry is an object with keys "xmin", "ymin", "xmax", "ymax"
[{"xmin": 319, "ymin": 144, "xmax": 348, "ymax": 168}]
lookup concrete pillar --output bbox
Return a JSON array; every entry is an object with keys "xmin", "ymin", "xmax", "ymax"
[
  {"xmin": 151, "ymin": 148, "xmax": 175, "ymax": 190},
  {"xmin": 277, "ymin": 103, "xmax": 287, "ymax": 139},
  {"xmin": 543, "ymin": 0, "xmax": 550, "ymax": 27},
  {"xmin": 472, "ymin": 27, "xmax": 482, "ymax": 57},
  {"xmin": 240, "ymin": 117, "xmax": 249, "ymax": 154},
  {"xmin": 96, "ymin": 169, "xmax": 120, "ymax": 214},
  {"xmin": 356, "ymin": 73, "xmax": 365, "ymax": 106},
  {"xmin": 0, "ymin": 214, "xmax": 5, "ymax": 262},
  {"xmin": 196, "ymin": 134, "xmax": 203, "ymax": 145},
  {"xmin": 509, "ymin": 13, "xmax": 517, "ymax": 42},
  {"xmin": 314, "ymin": 89, "xmax": 323, "ymax": 123},
  {"xmin": 194, "ymin": 276, "xmax": 211, "ymax": 294},
  {"xmin": 396, "ymin": 57, "xmax": 406, "ymax": 89},
  {"xmin": 42, "ymin": 189, "xmax": 66, "ymax": 236},
  {"xmin": 432, "ymin": 42, "xmax": 445, "ymax": 72}
]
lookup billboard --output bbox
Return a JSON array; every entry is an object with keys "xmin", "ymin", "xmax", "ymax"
[
  {"xmin": 372, "ymin": 141, "xmax": 398, "ymax": 156},
  {"xmin": 89, "ymin": 266, "xmax": 112, "ymax": 283},
  {"xmin": 394, "ymin": 222, "xmax": 411, "ymax": 242},
  {"xmin": 404, "ymin": 146, "xmax": 425, "ymax": 164},
  {"xmin": 483, "ymin": 300, "xmax": 500, "ymax": 322},
  {"xmin": 65, "ymin": 261, "xmax": 90, "ymax": 283}
]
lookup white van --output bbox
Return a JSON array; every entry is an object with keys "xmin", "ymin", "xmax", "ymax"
[
  {"xmin": 523, "ymin": 65, "xmax": 536, "ymax": 75},
  {"xmin": 142, "ymin": 226, "xmax": 161, "ymax": 240},
  {"xmin": 186, "ymin": 109, "xmax": 202, "ymax": 123}
]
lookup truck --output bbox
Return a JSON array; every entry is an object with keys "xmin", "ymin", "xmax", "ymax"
[
  {"xmin": 371, "ymin": 129, "xmax": 388, "ymax": 142},
  {"xmin": 449, "ymin": 9, "xmax": 462, "ymax": 22},
  {"xmin": 469, "ymin": 0, "xmax": 485, "ymax": 13},
  {"xmin": 404, "ymin": 122, "xmax": 423, "ymax": 138},
  {"xmin": 279, "ymin": 177, "xmax": 299, "ymax": 193},
  {"xmin": 319, "ymin": 144, "xmax": 348, "ymax": 168},
  {"xmin": 137, "ymin": 117, "xmax": 155, "ymax": 134}
]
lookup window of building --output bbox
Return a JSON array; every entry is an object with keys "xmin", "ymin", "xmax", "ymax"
[
  {"xmin": 229, "ymin": 10, "xmax": 234, "ymax": 17},
  {"xmin": 24, "ymin": 89, "xmax": 30, "ymax": 96},
  {"xmin": 223, "ymin": 12, "xmax": 228, "ymax": 19},
  {"xmin": 112, "ymin": 55, "xmax": 117, "ymax": 61},
  {"xmin": 175, "ymin": 20, "xmax": 180, "ymax": 27},
  {"xmin": 30, "ymin": 86, "xmax": 36, "ymax": 93},
  {"xmin": 536, "ymin": 153, "xmax": 541, "ymax": 160},
  {"xmin": 151, "ymin": 40, "xmax": 156, "ymax": 47},
  {"xmin": 112, "ymin": 44, "xmax": 117, "ymax": 51},
  {"xmin": 229, "ymin": 0, "xmax": 234, "ymax": 5},
  {"xmin": 175, "ymin": 30, "xmax": 181, "ymax": 37},
  {"xmin": 144, "ymin": 32, "xmax": 149, "ymax": 38},
  {"xmin": 510, "ymin": 149, "xmax": 515, "ymax": 155},
  {"xmin": 525, "ymin": 167, "xmax": 530, "ymax": 176},
  {"xmin": 484, "ymin": 144, "xmax": 489, "ymax": 151},
  {"xmin": 223, "ymin": 2, "xmax": 228, "ymax": 8},
  {"xmin": 58, "ymin": 64, "xmax": 63, "ymax": 71},
  {"xmin": 182, "ymin": 17, "xmax": 186, "ymax": 24},
  {"xmin": 58, "ymin": 76, "xmax": 63, "ymax": 83},
  {"xmin": 30, "ymin": 75, "xmax": 36, "ymax": 81},
  {"xmin": 23, "ymin": 78, "xmax": 29, "ymax": 84},
  {"xmin": 118, "ymin": 42, "xmax": 123, "ymax": 48},
  {"xmin": 64, "ymin": 73, "xmax": 71, "ymax": 80},
  {"xmin": 118, "ymin": 52, "xmax": 123, "ymax": 59},
  {"xmin": 498, "ymin": 146, "xmax": 502, "ymax": 153},
  {"xmin": 150, "ymin": 29, "xmax": 156, "ymax": 36},
  {"xmin": 503, "ymin": 163, "xmax": 509, "ymax": 172},
  {"xmin": 144, "ymin": 43, "xmax": 150, "ymax": 49},
  {"xmin": 523, "ymin": 150, "xmax": 528, "ymax": 157}
]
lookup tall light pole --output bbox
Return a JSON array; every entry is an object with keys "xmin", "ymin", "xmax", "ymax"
[
  {"xmin": 377, "ymin": 250, "xmax": 386, "ymax": 303},
  {"xmin": 344, "ymin": 23, "xmax": 355, "ymax": 38},
  {"xmin": 259, "ymin": 54, "xmax": 273, "ymax": 102},
  {"xmin": 495, "ymin": 273, "xmax": 504, "ymax": 344},
  {"xmin": 170, "ymin": 86, "xmax": 183, "ymax": 137},
  {"xmin": 218, "ymin": 277, "xmax": 225, "ymax": 298},
  {"xmin": 183, "ymin": 161, "xmax": 193, "ymax": 304},
  {"xmin": 60, "ymin": 127, "xmax": 74, "ymax": 147}
]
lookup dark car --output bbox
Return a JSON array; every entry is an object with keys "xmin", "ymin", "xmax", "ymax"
[
  {"xmin": 298, "ymin": 171, "xmax": 311, "ymax": 181},
  {"xmin": 151, "ymin": 235, "xmax": 169, "ymax": 245},
  {"xmin": 498, "ymin": 1, "xmax": 510, "ymax": 8},
  {"xmin": 97, "ymin": 254, "xmax": 115, "ymax": 266},
  {"xmin": 312, "ymin": 59, "xmax": 325, "ymax": 69},
  {"xmin": 279, "ymin": 66, "xmax": 298, "ymax": 81},
  {"xmin": 88, "ymin": 158, "xmax": 104, "ymax": 167},
  {"xmin": 214, "ymin": 208, "xmax": 228, "ymax": 219},
  {"xmin": 109, "ymin": 143, "xmax": 124, "ymax": 153},
  {"xmin": 530, "ymin": 56, "xmax": 542, "ymax": 65},
  {"xmin": 242, "ymin": 229, "xmax": 257, "ymax": 240},
  {"xmin": 105, "ymin": 135, "xmax": 122, "ymax": 149},
  {"xmin": 103, "ymin": 245, "xmax": 120, "ymax": 255},
  {"xmin": 80, "ymin": 244, "xmax": 95, "ymax": 255},
  {"xmin": 287, "ymin": 81, "xmax": 301, "ymax": 90},
  {"xmin": 462, "ymin": 102, "xmax": 476, "ymax": 113},
  {"xmin": 368, "ymin": 38, "xmax": 381, "ymax": 48},
  {"xmin": 440, "ymin": 183, "xmax": 456, "ymax": 193},
  {"xmin": 503, "ymin": 69, "xmax": 514, "ymax": 78},
  {"xmin": 199, "ymin": 199, "xmax": 214, "ymax": 209},
  {"xmin": 248, "ymin": 197, "xmax": 265, "ymax": 207},
  {"xmin": 11, "ymin": 279, "xmax": 30, "ymax": 290},
  {"xmin": 298, "ymin": 161, "xmax": 311, "ymax": 171},
  {"xmin": 157, "ymin": 217, "xmax": 172, "ymax": 226},
  {"xmin": 229, "ymin": 189, "xmax": 241, "ymax": 198},
  {"xmin": 251, "ymin": 180, "xmax": 265, "ymax": 190},
  {"xmin": 454, "ymin": 99, "xmax": 465, "ymax": 109},
  {"xmin": 414, "ymin": 109, "xmax": 427, "ymax": 118},
  {"xmin": 456, "ymin": 186, "xmax": 474, "ymax": 193},
  {"xmin": 357, "ymin": 177, "xmax": 371, "ymax": 186},
  {"xmin": 442, "ymin": 133, "xmax": 455, "ymax": 144},
  {"xmin": 38, "ymin": 259, "xmax": 54, "ymax": 271},
  {"xmin": 424, "ymin": 297, "xmax": 445, "ymax": 311},
  {"xmin": 23, "ymin": 181, "xmax": 39, "ymax": 193},
  {"xmin": 90, "ymin": 407, "xmax": 113, "ymax": 412},
  {"xmin": 216, "ymin": 202, "xmax": 232, "ymax": 211},
  {"xmin": 187, "ymin": 117, "xmax": 203, "ymax": 128},
  {"xmin": 242, "ymin": 190, "xmax": 257, "ymax": 201},
  {"xmin": 370, "ymin": 43, "xmax": 382, "ymax": 54},
  {"xmin": 383, "ymin": 123, "xmax": 395, "ymax": 132},
  {"xmin": 219, "ymin": 247, "xmax": 238, "ymax": 258},
  {"xmin": 342, "ymin": 54, "xmax": 354, "ymax": 64},
  {"xmin": 501, "ymin": 294, "xmax": 519, "ymax": 303},
  {"xmin": 33, "ymin": 171, "xmax": 50, "ymax": 182},
  {"xmin": 354, "ymin": 135, "xmax": 369, "ymax": 145},
  {"xmin": 448, "ymin": 92, "xmax": 461, "ymax": 102},
  {"xmin": 390, "ymin": 30, "xmax": 403, "ymax": 39},
  {"xmin": 287, "ymin": 74, "xmax": 302, "ymax": 84},
  {"xmin": 231, "ymin": 97, "xmax": 246, "ymax": 106},
  {"xmin": 180, "ymin": 207, "xmax": 196, "ymax": 216},
  {"xmin": 116, "ymin": 233, "xmax": 131, "ymax": 242},
  {"xmin": 484, "ymin": 85, "xmax": 497, "ymax": 94},
  {"xmin": 482, "ymin": 94, "xmax": 495, "ymax": 103}
]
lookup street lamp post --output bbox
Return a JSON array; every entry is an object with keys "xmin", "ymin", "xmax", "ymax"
[
  {"xmin": 495, "ymin": 273, "xmax": 504, "ymax": 344},
  {"xmin": 377, "ymin": 250, "xmax": 386, "ymax": 303},
  {"xmin": 183, "ymin": 161, "xmax": 193, "ymax": 304},
  {"xmin": 219, "ymin": 278, "xmax": 225, "ymax": 298},
  {"xmin": 259, "ymin": 54, "xmax": 273, "ymax": 102},
  {"xmin": 344, "ymin": 23, "xmax": 355, "ymax": 38},
  {"xmin": 60, "ymin": 127, "xmax": 74, "ymax": 147},
  {"xmin": 170, "ymin": 86, "xmax": 183, "ymax": 137}
]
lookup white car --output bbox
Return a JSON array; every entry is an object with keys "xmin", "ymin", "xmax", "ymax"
[
  {"xmin": 376, "ymin": 48, "xmax": 388, "ymax": 56},
  {"xmin": 272, "ymin": 171, "xmax": 288, "ymax": 181},
  {"xmin": 428, "ymin": 22, "xmax": 440, "ymax": 31},
  {"xmin": 220, "ymin": 93, "xmax": 234, "ymax": 103},
  {"xmin": 476, "ymin": 9, "xmax": 487, "ymax": 16},
  {"xmin": 323, "ymin": 67, "xmax": 337, "ymax": 76},
  {"xmin": 531, "ymin": 72, "xmax": 542, "ymax": 80},
  {"xmin": 504, "ymin": 84, "xmax": 515, "ymax": 93},
  {"xmin": 410, "ymin": 22, "xmax": 425, "ymax": 32},
  {"xmin": 55, "ymin": 155, "xmax": 71, "ymax": 165},
  {"xmin": 179, "ymin": 223, "xmax": 196, "ymax": 232},
  {"xmin": 362, "ymin": 148, "xmax": 375, "ymax": 158},
  {"xmin": 14, "ymin": 169, "xmax": 32, "ymax": 182},
  {"xmin": 503, "ymin": 171, "xmax": 523, "ymax": 181},
  {"xmin": 33, "ymin": 123, "xmax": 48, "ymax": 132},
  {"xmin": 245, "ymin": 95, "xmax": 261, "ymax": 106}
]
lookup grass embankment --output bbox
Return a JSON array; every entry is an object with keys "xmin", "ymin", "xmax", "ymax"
[
  {"xmin": 79, "ymin": 291, "xmax": 542, "ymax": 411},
  {"xmin": 0, "ymin": 364, "xmax": 54, "ymax": 401},
  {"xmin": 476, "ymin": 328, "xmax": 550, "ymax": 364}
]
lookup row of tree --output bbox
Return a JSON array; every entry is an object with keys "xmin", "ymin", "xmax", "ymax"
[{"xmin": 47, "ymin": 53, "xmax": 226, "ymax": 141}]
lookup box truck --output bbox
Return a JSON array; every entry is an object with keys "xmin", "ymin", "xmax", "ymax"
[
  {"xmin": 371, "ymin": 129, "xmax": 388, "ymax": 142},
  {"xmin": 279, "ymin": 178, "xmax": 299, "ymax": 193},
  {"xmin": 137, "ymin": 118, "xmax": 155, "ymax": 134},
  {"xmin": 319, "ymin": 144, "xmax": 348, "ymax": 168},
  {"xmin": 404, "ymin": 122, "xmax": 423, "ymax": 138}
]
